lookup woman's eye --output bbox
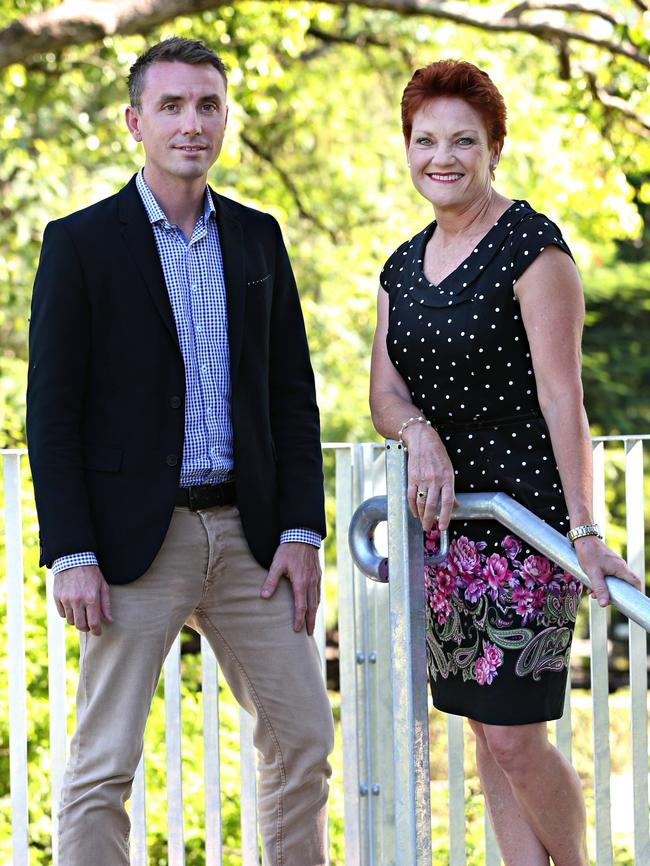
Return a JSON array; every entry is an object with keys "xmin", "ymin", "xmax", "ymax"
[
  {"xmin": 416, "ymin": 137, "xmax": 432, "ymax": 146},
  {"xmin": 457, "ymin": 137, "xmax": 474, "ymax": 146}
]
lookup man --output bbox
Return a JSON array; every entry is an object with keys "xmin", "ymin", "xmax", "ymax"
[{"xmin": 27, "ymin": 37, "xmax": 333, "ymax": 866}]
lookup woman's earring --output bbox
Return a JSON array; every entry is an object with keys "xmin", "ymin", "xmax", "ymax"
[{"xmin": 407, "ymin": 161, "xmax": 411, "ymax": 167}]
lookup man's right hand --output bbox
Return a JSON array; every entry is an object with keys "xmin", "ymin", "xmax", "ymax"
[{"xmin": 53, "ymin": 565, "xmax": 112, "ymax": 636}]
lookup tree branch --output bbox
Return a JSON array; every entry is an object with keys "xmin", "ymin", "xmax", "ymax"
[
  {"xmin": 584, "ymin": 70, "xmax": 650, "ymax": 135},
  {"xmin": 505, "ymin": 1, "xmax": 623, "ymax": 29},
  {"xmin": 0, "ymin": 0, "xmax": 227, "ymax": 68},
  {"xmin": 240, "ymin": 131, "xmax": 339, "ymax": 242},
  {"xmin": 0, "ymin": 0, "xmax": 648, "ymax": 74}
]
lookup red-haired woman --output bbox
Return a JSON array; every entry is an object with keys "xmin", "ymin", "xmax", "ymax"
[{"xmin": 369, "ymin": 60, "xmax": 639, "ymax": 866}]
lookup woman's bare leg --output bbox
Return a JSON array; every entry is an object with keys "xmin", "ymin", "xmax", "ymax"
[
  {"xmin": 478, "ymin": 721, "xmax": 588, "ymax": 866},
  {"xmin": 469, "ymin": 719, "xmax": 549, "ymax": 866}
]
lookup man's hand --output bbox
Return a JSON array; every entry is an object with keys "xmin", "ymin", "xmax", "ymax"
[
  {"xmin": 260, "ymin": 543, "xmax": 321, "ymax": 634},
  {"xmin": 53, "ymin": 565, "xmax": 113, "ymax": 636}
]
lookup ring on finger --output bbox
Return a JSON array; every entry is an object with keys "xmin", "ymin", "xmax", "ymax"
[{"xmin": 417, "ymin": 489, "xmax": 427, "ymax": 499}]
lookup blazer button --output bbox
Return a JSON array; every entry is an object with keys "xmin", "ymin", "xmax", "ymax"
[
  {"xmin": 166, "ymin": 454, "xmax": 178, "ymax": 467},
  {"xmin": 170, "ymin": 396, "xmax": 182, "ymax": 409}
]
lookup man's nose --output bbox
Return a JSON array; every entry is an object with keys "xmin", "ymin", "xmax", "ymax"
[{"xmin": 181, "ymin": 108, "xmax": 201, "ymax": 135}]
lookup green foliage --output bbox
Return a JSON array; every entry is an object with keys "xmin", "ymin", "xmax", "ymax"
[{"xmin": 0, "ymin": 1, "xmax": 648, "ymax": 449}]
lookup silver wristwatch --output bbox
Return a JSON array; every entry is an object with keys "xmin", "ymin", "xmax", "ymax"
[{"xmin": 566, "ymin": 523, "xmax": 603, "ymax": 545}]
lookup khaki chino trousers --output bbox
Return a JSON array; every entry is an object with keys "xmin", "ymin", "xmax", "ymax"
[{"xmin": 58, "ymin": 505, "xmax": 334, "ymax": 866}]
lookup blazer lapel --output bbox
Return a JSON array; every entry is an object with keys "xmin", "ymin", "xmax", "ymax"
[
  {"xmin": 116, "ymin": 177, "xmax": 179, "ymax": 347},
  {"xmin": 213, "ymin": 190, "xmax": 246, "ymax": 377}
]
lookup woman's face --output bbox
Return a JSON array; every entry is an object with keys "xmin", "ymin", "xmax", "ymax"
[{"xmin": 406, "ymin": 96, "xmax": 499, "ymax": 211}]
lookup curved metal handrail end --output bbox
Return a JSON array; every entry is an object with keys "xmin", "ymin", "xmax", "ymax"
[{"xmin": 348, "ymin": 495, "xmax": 389, "ymax": 582}]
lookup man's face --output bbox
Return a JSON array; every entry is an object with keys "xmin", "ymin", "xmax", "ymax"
[{"xmin": 125, "ymin": 61, "xmax": 228, "ymax": 188}]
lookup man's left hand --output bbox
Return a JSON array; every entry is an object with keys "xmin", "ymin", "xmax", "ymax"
[{"xmin": 261, "ymin": 542, "xmax": 321, "ymax": 634}]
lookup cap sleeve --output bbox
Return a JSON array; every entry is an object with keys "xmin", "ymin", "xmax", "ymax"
[
  {"xmin": 379, "ymin": 244, "xmax": 405, "ymax": 295},
  {"xmin": 509, "ymin": 212, "xmax": 574, "ymax": 283}
]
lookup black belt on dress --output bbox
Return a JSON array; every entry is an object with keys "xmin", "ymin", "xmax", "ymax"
[
  {"xmin": 175, "ymin": 482, "xmax": 236, "ymax": 510},
  {"xmin": 434, "ymin": 408, "xmax": 542, "ymax": 434}
]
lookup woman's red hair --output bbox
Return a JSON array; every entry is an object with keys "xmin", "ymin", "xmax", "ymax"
[{"xmin": 401, "ymin": 60, "xmax": 507, "ymax": 146}]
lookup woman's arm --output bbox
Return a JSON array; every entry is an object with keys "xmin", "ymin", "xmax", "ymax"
[
  {"xmin": 517, "ymin": 246, "xmax": 640, "ymax": 604},
  {"xmin": 370, "ymin": 288, "xmax": 455, "ymax": 530}
]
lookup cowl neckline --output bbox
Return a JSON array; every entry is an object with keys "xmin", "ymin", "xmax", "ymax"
[{"xmin": 406, "ymin": 200, "xmax": 535, "ymax": 309}]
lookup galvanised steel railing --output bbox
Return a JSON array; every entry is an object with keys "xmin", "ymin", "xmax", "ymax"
[
  {"xmin": 2, "ymin": 438, "xmax": 649, "ymax": 865},
  {"xmin": 345, "ymin": 439, "xmax": 650, "ymax": 866}
]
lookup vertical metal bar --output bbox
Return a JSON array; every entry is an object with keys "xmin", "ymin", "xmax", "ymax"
[
  {"xmin": 130, "ymin": 755, "xmax": 148, "ymax": 866},
  {"xmin": 336, "ymin": 446, "xmax": 364, "ymax": 866},
  {"xmin": 385, "ymin": 441, "xmax": 431, "ymax": 865},
  {"xmin": 624, "ymin": 439, "xmax": 649, "ymax": 865},
  {"xmin": 555, "ymin": 677, "xmax": 573, "ymax": 762},
  {"xmin": 447, "ymin": 714, "xmax": 466, "ymax": 866},
  {"xmin": 239, "ymin": 707, "xmax": 259, "ymax": 865},
  {"xmin": 364, "ymin": 444, "xmax": 395, "ymax": 866},
  {"xmin": 590, "ymin": 441, "xmax": 613, "ymax": 866},
  {"xmin": 484, "ymin": 811, "xmax": 501, "ymax": 866},
  {"xmin": 3, "ymin": 452, "xmax": 29, "ymax": 866},
  {"xmin": 164, "ymin": 634, "xmax": 186, "ymax": 865},
  {"xmin": 46, "ymin": 567, "xmax": 67, "ymax": 866},
  {"xmin": 357, "ymin": 444, "xmax": 377, "ymax": 866},
  {"xmin": 201, "ymin": 636, "xmax": 223, "ymax": 866}
]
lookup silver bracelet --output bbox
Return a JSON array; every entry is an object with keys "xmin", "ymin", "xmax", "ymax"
[
  {"xmin": 566, "ymin": 523, "xmax": 603, "ymax": 545},
  {"xmin": 398, "ymin": 415, "xmax": 431, "ymax": 449}
]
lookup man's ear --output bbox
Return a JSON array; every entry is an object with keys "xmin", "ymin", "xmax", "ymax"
[{"xmin": 125, "ymin": 106, "xmax": 142, "ymax": 142}]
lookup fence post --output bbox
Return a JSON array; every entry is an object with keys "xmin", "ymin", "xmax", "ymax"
[
  {"xmin": 3, "ymin": 452, "xmax": 29, "ymax": 866},
  {"xmin": 625, "ymin": 439, "xmax": 649, "ymax": 864},
  {"xmin": 385, "ymin": 441, "xmax": 431, "ymax": 866}
]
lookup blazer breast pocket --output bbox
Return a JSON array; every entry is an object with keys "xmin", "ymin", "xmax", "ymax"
[{"xmin": 246, "ymin": 273, "xmax": 272, "ymax": 289}]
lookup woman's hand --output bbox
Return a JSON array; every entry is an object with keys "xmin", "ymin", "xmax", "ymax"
[
  {"xmin": 402, "ymin": 422, "xmax": 456, "ymax": 531},
  {"xmin": 573, "ymin": 535, "xmax": 642, "ymax": 607}
]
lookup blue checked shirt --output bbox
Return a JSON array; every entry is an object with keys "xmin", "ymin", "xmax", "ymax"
[{"xmin": 52, "ymin": 171, "xmax": 320, "ymax": 575}]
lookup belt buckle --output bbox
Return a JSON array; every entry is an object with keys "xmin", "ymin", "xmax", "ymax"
[{"xmin": 187, "ymin": 486, "xmax": 200, "ymax": 511}]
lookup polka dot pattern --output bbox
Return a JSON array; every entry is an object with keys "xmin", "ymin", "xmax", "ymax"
[{"xmin": 380, "ymin": 200, "xmax": 579, "ymax": 725}]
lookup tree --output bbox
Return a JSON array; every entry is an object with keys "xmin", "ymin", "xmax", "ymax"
[{"xmin": 0, "ymin": 0, "xmax": 648, "ymax": 449}]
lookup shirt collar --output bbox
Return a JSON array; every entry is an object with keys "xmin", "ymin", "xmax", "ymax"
[{"xmin": 136, "ymin": 168, "xmax": 215, "ymax": 228}]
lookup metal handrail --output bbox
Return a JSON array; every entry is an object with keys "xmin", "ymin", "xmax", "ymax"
[{"xmin": 349, "ymin": 490, "xmax": 650, "ymax": 633}]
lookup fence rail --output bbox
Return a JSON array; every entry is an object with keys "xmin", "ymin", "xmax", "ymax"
[{"xmin": 2, "ymin": 438, "xmax": 649, "ymax": 865}]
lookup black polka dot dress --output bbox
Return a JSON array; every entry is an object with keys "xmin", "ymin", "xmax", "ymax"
[{"xmin": 380, "ymin": 201, "xmax": 583, "ymax": 725}]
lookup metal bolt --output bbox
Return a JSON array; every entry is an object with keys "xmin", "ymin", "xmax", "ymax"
[
  {"xmin": 368, "ymin": 651, "xmax": 377, "ymax": 664},
  {"xmin": 371, "ymin": 784, "xmax": 381, "ymax": 796},
  {"xmin": 356, "ymin": 651, "xmax": 365, "ymax": 664},
  {"xmin": 359, "ymin": 784, "xmax": 368, "ymax": 796}
]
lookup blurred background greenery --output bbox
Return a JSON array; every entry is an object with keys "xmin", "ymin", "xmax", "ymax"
[{"xmin": 1, "ymin": 1, "xmax": 649, "ymax": 863}]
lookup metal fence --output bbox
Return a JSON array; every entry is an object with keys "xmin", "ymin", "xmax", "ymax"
[{"xmin": 2, "ymin": 438, "xmax": 649, "ymax": 865}]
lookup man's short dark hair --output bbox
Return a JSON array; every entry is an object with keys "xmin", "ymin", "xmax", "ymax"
[{"xmin": 128, "ymin": 37, "xmax": 228, "ymax": 109}]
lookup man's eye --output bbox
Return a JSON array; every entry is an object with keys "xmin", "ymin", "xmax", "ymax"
[
  {"xmin": 162, "ymin": 104, "xmax": 177, "ymax": 112},
  {"xmin": 202, "ymin": 103, "xmax": 218, "ymax": 113}
]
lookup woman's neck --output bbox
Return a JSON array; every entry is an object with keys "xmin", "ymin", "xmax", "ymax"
[{"xmin": 433, "ymin": 189, "xmax": 511, "ymax": 244}]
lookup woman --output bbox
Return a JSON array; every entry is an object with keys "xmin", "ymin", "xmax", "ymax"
[{"xmin": 369, "ymin": 60, "xmax": 640, "ymax": 866}]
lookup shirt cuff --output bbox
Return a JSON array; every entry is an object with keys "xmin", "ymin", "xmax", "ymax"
[
  {"xmin": 280, "ymin": 529, "xmax": 322, "ymax": 548},
  {"xmin": 51, "ymin": 552, "xmax": 99, "ymax": 574}
]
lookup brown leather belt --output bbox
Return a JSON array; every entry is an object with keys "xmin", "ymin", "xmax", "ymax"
[{"xmin": 175, "ymin": 482, "xmax": 236, "ymax": 511}]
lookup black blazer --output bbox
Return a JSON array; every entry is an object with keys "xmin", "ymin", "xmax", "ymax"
[{"xmin": 26, "ymin": 176, "xmax": 325, "ymax": 584}]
